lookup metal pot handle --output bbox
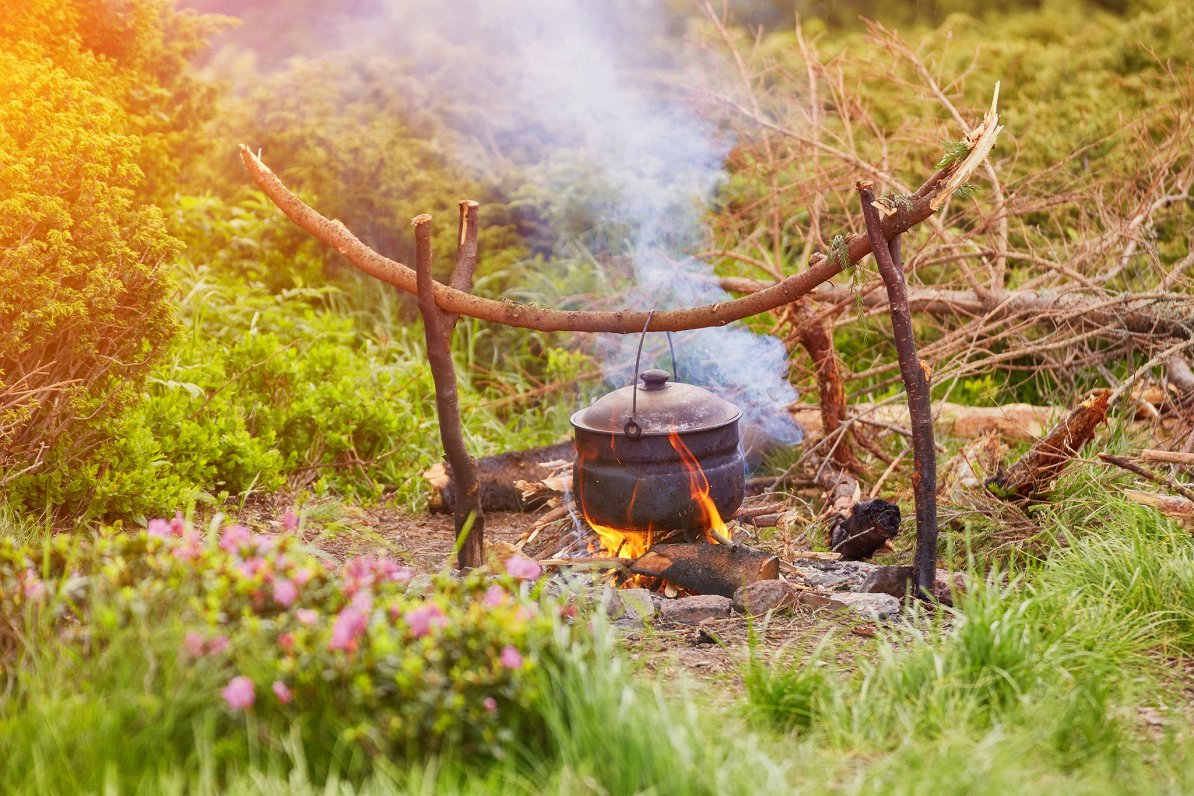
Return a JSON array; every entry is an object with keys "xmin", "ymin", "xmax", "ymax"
[{"xmin": 625, "ymin": 310, "xmax": 678, "ymax": 439}]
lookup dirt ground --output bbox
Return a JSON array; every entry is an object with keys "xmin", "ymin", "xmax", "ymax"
[{"xmin": 234, "ymin": 498, "xmax": 886, "ymax": 688}]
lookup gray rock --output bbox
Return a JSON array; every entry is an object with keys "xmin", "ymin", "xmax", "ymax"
[
  {"xmin": 404, "ymin": 573, "xmax": 435, "ymax": 598},
  {"xmin": 834, "ymin": 592, "xmax": 902, "ymax": 620},
  {"xmin": 860, "ymin": 566, "xmax": 915, "ymax": 597},
  {"xmin": 791, "ymin": 558, "xmax": 879, "ymax": 592},
  {"xmin": 733, "ymin": 579, "xmax": 799, "ymax": 614},
  {"xmin": 732, "ymin": 580, "xmax": 847, "ymax": 615},
  {"xmin": 613, "ymin": 587, "xmax": 657, "ymax": 620},
  {"xmin": 658, "ymin": 595, "xmax": 732, "ymax": 625},
  {"xmin": 859, "ymin": 567, "xmax": 967, "ymax": 605}
]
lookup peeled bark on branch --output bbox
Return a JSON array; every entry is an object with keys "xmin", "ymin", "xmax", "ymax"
[
  {"xmin": 859, "ymin": 184, "xmax": 939, "ymax": 598},
  {"xmin": 787, "ymin": 303, "xmax": 859, "ymax": 471},
  {"xmin": 444, "ymin": 200, "xmax": 479, "ymax": 331},
  {"xmin": 237, "ymin": 115, "xmax": 999, "ymax": 334},
  {"xmin": 986, "ymin": 391, "xmax": 1110, "ymax": 499},
  {"xmin": 414, "ymin": 215, "xmax": 484, "ymax": 569}
]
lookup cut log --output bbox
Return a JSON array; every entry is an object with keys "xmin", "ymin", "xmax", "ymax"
[
  {"xmin": 790, "ymin": 402, "xmax": 1053, "ymax": 443},
  {"xmin": 1123, "ymin": 490, "xmax": 1194, "ymax": 530},
  {"xmin": 629, "ymin": 543, "xmax": 779, "ymax": 598},
  {"xmin": 986, "ymin": 391, "xmax": 1110, "ymax": 500},
  {"xmin": 426, "ymin": 441, "xmax": 574, "ymax": 513}
]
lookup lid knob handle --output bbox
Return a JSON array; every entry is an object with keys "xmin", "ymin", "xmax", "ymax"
[{"xmin": 640, "ymin": 369, "xmax": 670, "ymax": 391}]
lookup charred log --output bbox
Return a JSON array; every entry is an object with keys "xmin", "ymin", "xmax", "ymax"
[
  {"xmin": 629, "ymin": 543, "xmax": 780, "ymax": 598},
  {"xmin": 830, "ymin": 498, "xmax": 901, "ymax": 560}
]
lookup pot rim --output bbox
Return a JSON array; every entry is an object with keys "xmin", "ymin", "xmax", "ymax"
[{"xmin": 570, "ymin": 409, "xmax": 741, "ymax": 437}]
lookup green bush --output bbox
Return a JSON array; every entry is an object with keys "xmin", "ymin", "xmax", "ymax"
[
  {"xmin": 1, "ymin": 0, "xmax": 225, "ymax": 487},
  {"xmin": 0, "ymin": 513, "xmax": 568, "ymax": 783}
]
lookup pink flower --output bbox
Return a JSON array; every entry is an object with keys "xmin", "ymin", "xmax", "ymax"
[
  {"xmin": 329, "ymin": 606, "xmax": 369, "ymax": 651},
  {"xmin": 281, "ymin": 510, "xmax": 299, "ymax": 531},
  {"xmin": 272, "ymin": 680, "xmax": 293, "ymax": 704},
  {"xmin": 293, "ymin": 567, "xmax": 315, "ymax": 587},
  {"xmin": 404, "ymin": 604, "xmax": 449, "ymax": 638},
  {"xmin": 277, "ymin": 632, "xmax": 295, "ymax": 651},
  {"xmin": 147, "ymin": 518, "xmax": 172, "ymax": 539},
  {"xmin": 219, "ymin": 524, "xmax": 253, "ymax": 553},
  {"xmin": 483, "ymin": 697, "xmax": 497, "ymax": 713},
  {"xmin": 273, "ymin": 578, "xmax": 298, "ymax": 608},
  {"xmin": 170, "ymin": 511, "xmax": 186, "ymax": 535},
  {"xmin": 183, "ymin": 631, "xmax": 206, "ymax": 658},
  {"xmin": 172, "ymin": 531, "xmax": 204, "ymax": 562},
  {"xmin": 505, "ymin": 555, "xmax": 542, "ymax": 581},
  {"xmin": 207, "ymin": 635, "xmax": 230, "ymax": 656},
  {"xmin": 20, "ymin": 569, "xmax": 46, "ymax": 602},
  {"xmin": 500, "ymin": 645, "xmax": 524, "ymax": 669},
  {"xmin": 296, "ymin": 608, "xmax": 319, "ymax": 626},
  {"xmin": 237, "ymin": 557, "xmax": 266, "ymax": 579},
  {"xmin": 221, "ymin": 676, "xmax": 255, "ymax": 711},
  {"xmin": 482, "ymin": 584, "xmax": 506, "ymax": 608}
]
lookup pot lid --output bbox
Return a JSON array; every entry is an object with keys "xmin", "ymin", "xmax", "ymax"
[{"xmin": 571, "ymin": 369, "xmax": 741, "ymax": 436}]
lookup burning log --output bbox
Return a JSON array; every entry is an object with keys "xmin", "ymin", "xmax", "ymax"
[
  {"xmin": 425, "ymin": 441, "xmax": 574, "ymax": 513},
  {"xmin": 986, "ymin": 391, "xmax": 1110, "ymax": 500},
  {"xmin": 628, "ymin": 542, "xmax": 779, "ymax": 598}
]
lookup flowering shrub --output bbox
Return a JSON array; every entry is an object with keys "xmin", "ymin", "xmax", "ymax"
[{"xmin": 0, "ymin": 514, "xmax": 571, "ymax": 763}]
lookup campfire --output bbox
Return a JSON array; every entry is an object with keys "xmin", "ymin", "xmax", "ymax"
[{"xmin": 565, "ymin": 357, "xmax": 779, "ymax": 595}]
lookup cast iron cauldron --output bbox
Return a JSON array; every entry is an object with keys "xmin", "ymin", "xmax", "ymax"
[{"xmin": 570, "ymin": 367, "xmax": 746, "ymax": 532}]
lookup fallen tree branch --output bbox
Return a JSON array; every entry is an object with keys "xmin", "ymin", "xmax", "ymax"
[
  {"xmin": 987, "ymin": 392, "xmax": 1110, "ymax": 499},
  {"xmin": 238, "ymin": 107, "xmax": 999, "ymax": 333},
  {"xmin": 1122, "ymin": 490, "xmax": 1194, "ymax": 530},
  {"xmin": 860, "ymin": 183, "xmax": 940, "ymax": 598},
  {"xmin": 719, "ymin": 280, "xmax": 1194, "ymax": 342},
  {"xmin": 1098, "ymin": 453, "xmax": 1194, "ymax": 504},
  {"xmin": 1140, "ymin": 449, "xmax": 1194, "ymax": 467}
]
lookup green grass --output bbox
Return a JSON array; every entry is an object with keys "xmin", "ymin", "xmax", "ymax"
[{"xmin": 3, "ymin": 496, "xmax": 1193, "ymax": 794}]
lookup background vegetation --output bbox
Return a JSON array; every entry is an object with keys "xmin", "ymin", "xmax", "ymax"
[{"xmin": 1, "ymin": 0, "xmax": 1192, "ymax": 791}]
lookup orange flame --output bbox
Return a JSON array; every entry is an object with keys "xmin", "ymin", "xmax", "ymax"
[
  {"xmin": 667, "ymin": 428, "xmax": 730, "ymax": 545},
  {"xmin": 576, "ymin": 426, "xmax": 729, "ymax": 581}
]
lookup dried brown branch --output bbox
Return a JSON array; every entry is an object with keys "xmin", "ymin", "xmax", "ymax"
[
  {"xmin": 784, "ymin": 302, "xmax": 860, "ymax": 471},
  {"xmin": 444, "ymin": 199, "xmax": 479, "ymax": 331},
  {"xmin": 987, "ymin": 392, "xmax": 1110, "ymax": 500},
  {"xmin": 1098, "ymin": 453, "xmax": 1194, "ymax": 504},
  {"xmin": 413, "ymin": 215, "xmax": 484, "ymax": 570},
  {"xmin": 238, "ymin": 125, "xmax": 997, "ymax": 333},
  {"xmin": 859, "ymin": 183, "xmax": 939, "ymax": 598},
  {"xmin": 721, "ymin": 279, "xmax": 1194, "ymax": 343}
]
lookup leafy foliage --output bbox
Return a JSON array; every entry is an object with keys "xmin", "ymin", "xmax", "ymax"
[{"xmin": 0, "ymin": 513, "xmax": 568, "ymax": 782}]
